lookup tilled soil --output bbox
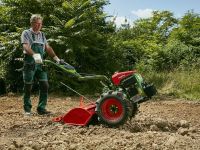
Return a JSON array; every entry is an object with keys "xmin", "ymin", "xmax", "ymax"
[{"xmin": 0, "ymin": 94, "xmax": 200, "ymax": 150}]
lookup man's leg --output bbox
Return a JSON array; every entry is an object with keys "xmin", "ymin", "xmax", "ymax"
[
  {"xmin": 36, "ymin": 67, "xmax": 51, "ymax": 115},
  {"xmin": 37, "ymin": 81, "xmax": 49, "ymax": 112},
  {"xmin": 23, "ymin": 83, "xmax": 32, "ymax": 112},
  {"xmin": 23, "ymin": 68, "xmax": 34, "ymax": 113}
]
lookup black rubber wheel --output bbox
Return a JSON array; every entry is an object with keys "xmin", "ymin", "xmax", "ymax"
[{"xmin": 96, "ymin": 93, "xmax": 129, "ymax": 127}]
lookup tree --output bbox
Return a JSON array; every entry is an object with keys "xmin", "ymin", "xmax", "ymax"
[
  {"xmin": 108, "ymin": 11, "xmax": 178, "ymax": 71},
  {"xmin": 0, "ymin": 0, "xmax": 116, "ymax": 93}
]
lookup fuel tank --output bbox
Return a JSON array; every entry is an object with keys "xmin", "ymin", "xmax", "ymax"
[{"xmin": 111, "ymin": 70, "xmax": 137, "ymax": 86}]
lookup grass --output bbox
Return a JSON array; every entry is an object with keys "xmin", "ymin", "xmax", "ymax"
[{"xmin": 143, "ymin": 69, "xmax": 200, "ymax": 100}]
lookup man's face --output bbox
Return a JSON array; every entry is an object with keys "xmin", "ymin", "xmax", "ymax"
[{"xmin": 32, "ymin": 19, "xmax": 42, "ymax": 32}]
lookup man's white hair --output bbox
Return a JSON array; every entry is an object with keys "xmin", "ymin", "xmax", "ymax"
[{"xmin": 30, "ymin": 14, "xmax": 43, "ymax": 23}]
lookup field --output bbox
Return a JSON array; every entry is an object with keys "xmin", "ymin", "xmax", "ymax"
[{"xmin": 0, "ymin": 94, "xmax": 200, "ymax": 150}]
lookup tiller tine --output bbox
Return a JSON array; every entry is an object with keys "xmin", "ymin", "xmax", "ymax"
[{"xmin": 52, "ymin": 103, "xmax": 98, "ymax": 126}]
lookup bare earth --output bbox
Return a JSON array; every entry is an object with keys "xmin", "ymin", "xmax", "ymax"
[{"xmin": 0, "ymin": 94, "xmax": 200, "ymax": 150}]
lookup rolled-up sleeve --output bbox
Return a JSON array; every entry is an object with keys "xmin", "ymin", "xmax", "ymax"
[{"xmin": 21, "ymin": 30, "xmax": 30, "ymax": 44}]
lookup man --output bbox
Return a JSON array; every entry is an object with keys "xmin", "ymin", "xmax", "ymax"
[{"xmin": 21, "ymin": 14, "xmax": 60, "ymax": 115}]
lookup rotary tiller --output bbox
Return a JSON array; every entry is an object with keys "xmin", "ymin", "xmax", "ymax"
[{"xmin": 45, "ymin": 60, "xmax": 157, "ymax": 127}]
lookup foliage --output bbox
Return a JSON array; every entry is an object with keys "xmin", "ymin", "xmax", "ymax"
[
  {"xmin": 45, "ymin": 0, "xmax": 115, "ymax": 74},
  {"xmin": 0, "ymin": 0, "xmax": 115, "ymax": 93},
  {"xmin": 0, "ymin": 0, "xmax": 200, "ymax": 99},
  {"xmin": 145, "ymin": 69, "xmax": 200, "ymax": 100},
  {"xmin": 109, "ymin": 11, "xmax": 179, "ymax": 71},
  {"xmin": 109, "ymin": 10, "xmax": 200, "ymax": 100},
  {"xmin": 110, "ymin": 10, "xmax": 200, "ymax": 72}
]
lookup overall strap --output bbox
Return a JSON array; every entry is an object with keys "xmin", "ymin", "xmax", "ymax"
[
  {"xmin": 41, "ymin": 32, "xmax": 45, "ymax": 43},
  {"xmin": 31, "ymin": 31, "xmax": 45, "ymax": 43},
  {"xmin": 31, "ymin": 32, "xmax": 35, "ymax": 41}
]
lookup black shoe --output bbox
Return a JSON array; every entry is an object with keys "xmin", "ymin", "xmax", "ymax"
[{"xmin": 37, "ymin": 109, "xmax": 52, "ymax": 115}]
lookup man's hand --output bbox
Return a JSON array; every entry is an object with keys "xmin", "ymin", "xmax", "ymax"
[
  {"xmin": 59, "ymin": 59, "xmax": 66, "ymax": 65},
  {"xmin": 53, "ymin": 56, "xmax": 61, "ymax": 64},
  {"xmin": 33, "ymin": 53, "xmax": 43, "ymax": 64}
]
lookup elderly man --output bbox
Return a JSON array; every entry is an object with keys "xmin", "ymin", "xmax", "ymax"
[{"xmin": 21, "ymin": 14, "xmax": 60, "ymax": 115}]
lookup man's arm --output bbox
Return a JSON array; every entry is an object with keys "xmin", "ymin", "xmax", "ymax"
[
  {"xmin": 45, "ymin": 44, "xmax": 60, "ymax": 62},
  {"xmin": 45, "ymin": 44, "xmax": 56, "ymax": 57},
  {"xmin": 21, "ymin": 30, "xmax": 35, "ymax": 56},
  {"xmin": 22, "ymin": 43, "xmax": 35, "ymax": 56}
]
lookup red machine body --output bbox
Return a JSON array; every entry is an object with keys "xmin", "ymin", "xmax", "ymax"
[
  {"xmin": 52, "ymin": 70, "xmax": 156, "ymax": 127},
  {"xmin": 52, "ymin": 103, "xmax": 97, "ymax": 126},
  {"xmin": 111, "ymin": 70, "xmax": 137, "ymax": 86}
]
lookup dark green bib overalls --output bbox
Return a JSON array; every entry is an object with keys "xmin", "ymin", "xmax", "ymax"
[{"xmin": 23, "ymin": 32, "xmax": 48, "ymax": 112}]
